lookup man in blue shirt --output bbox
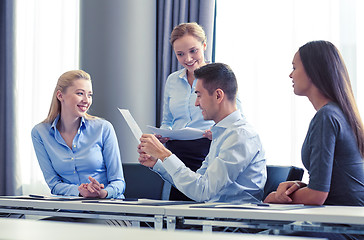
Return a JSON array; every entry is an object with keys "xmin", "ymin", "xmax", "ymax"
[{"xmin": 138, "ymin": 63, "xmax": 266, "ymax": 203}]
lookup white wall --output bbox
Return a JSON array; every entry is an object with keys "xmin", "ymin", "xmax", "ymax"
[{"xmin": 80, "ymin": 0, "xmax": 156, "ymax": 163}]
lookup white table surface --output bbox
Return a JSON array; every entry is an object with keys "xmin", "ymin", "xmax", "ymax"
[
  {"xmin": 0, "ymin": 197, "xmax": 168, "ymax": 229},
  {"xmin": 0, "ymin": 218, "xmax": 326, "ymax": 240},
  {"xmin": 0, "ymin": 197, "xmax": 165, "ymax": 215},
  {"xmin": 7, "ymin": 197, "xmax": 363, "ymax": 225},
  {"xmin": 164, "ymin": 203, "xmax": 364, "ymax": 225},
  {"xmin": 1, "ymin": 197, "xmax": 362, "ymax": 235}
]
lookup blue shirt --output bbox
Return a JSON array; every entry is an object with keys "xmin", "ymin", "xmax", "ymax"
[
  {"xmin": 31, "ymin": 116, "xmax": 125, "ymax": 199},
  {"xmin": 161, "ymin": 68, "xmax": 243, "ymax": 131},
  {"xmin": 302, "ymin": 102, "xmax": 364, "ymax": 206},
  {"xmin": 154, "ymin": 110, "xmax": 267, "ymax": 203}
]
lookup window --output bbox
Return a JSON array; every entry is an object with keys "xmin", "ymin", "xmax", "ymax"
[
  {"xmin": 15, "ymin": 0, "xmax": 80, "ymax": 195},
  {"xmin": 216, "ymin": 0, "xmax": 364, "ymax": 173}
]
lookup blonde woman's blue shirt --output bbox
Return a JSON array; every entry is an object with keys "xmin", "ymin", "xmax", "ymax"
[
  {"xmin": 31, "ymin": 115, "xmax": 125, "ymax": 198},
  {"xmin": 161, "ymin": 68, "xmax": 243, "ymax": 131}
]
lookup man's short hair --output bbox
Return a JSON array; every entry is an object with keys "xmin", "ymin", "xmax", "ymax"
[{"xmin": 194, "ymin": 63, "xmax": 237, "ymax": 101}]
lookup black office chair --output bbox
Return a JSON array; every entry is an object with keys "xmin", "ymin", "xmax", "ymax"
[
  {"xmin": 122, "ymin": 163, "xmax": 171, "ymax": 200},
  {"xmin": 263, "ymin": 165, "xmax": 304, "ymax": 199}
]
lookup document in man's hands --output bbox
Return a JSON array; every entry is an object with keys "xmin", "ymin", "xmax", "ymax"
[
  {"xmin": 118, "ymin": 108, "xmax": 143, "ymax": 143},
  {"xmin": 147, "ymin": 125, "xmax": 204, "ymax": 140},
  {"xmin": 117, "ymin": 108, "xmax": 204, "ymax": 141}
]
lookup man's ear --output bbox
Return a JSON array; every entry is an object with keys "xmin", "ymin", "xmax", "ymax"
[
  {"xmin": 56, "ymin": 90, "xmax": 63, "ymax": 101},
  {"xmin": 215, "ymin": 89, "xmax": 224, "ymax": 103}
]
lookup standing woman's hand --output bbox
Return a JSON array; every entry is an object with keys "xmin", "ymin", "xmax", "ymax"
[
  {"xmin": 203, "ymin": 130, "xmax": 212, "ymax": 140},
  {"xmin": 155, "ymin": 134, "xmax": 170, "ymax": 144}
]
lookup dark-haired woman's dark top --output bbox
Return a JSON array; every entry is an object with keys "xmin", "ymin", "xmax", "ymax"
[{"xmin": 302, "ymin": 102, "xmax": 364, "ymax": 206}]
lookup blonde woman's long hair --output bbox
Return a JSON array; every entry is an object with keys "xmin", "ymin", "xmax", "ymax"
[{"xmin": 43, "ymin": 70, "xmax": 96, "ymax": 123}]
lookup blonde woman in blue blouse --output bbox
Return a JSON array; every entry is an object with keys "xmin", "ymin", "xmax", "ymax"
[{"xmin": 31, "ymin": 70, "xmax": 125, "ymax": 199}]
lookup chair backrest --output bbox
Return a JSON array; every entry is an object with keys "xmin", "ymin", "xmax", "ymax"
[
  {"xmin": 122, "ymin": 163, "xmax": 169, "ymax": 200},
  {"xmin": 263, "ymin": 165, "xmax": 304, "ymax": 199}
]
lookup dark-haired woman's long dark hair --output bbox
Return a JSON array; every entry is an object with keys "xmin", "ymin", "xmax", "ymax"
[{"xmin": 299, "ymin": 40, "xmax": 364, "ymax": 157}]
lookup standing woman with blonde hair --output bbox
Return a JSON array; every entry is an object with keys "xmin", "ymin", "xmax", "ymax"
[
  {"xmin": 32, "ymin": 70, "xmax": 125, "ymax": 199},
  {"xmin": 157, "ymin": 23, "xmax": 212, "ymax": 200},
  {"xmin": 159, "ymin": 22, "xmax": 243, "ymax": 200}
]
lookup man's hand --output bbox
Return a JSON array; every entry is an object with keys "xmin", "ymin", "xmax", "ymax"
[
  {"xmin": 137, "ymin": 145, "xmax": 158, "ymax": 168},
  {"xmin": 139, "ymin": 134, "xmax": 172, "ymax": 160}
]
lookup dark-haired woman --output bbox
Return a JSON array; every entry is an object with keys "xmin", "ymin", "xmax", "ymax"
[{"xmin": 264, "ymin": 40, "xmax": 364, "ymax": 240}]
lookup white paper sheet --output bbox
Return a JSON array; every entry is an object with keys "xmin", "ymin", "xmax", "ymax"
[
  {"xmin": 118, "ymin": 108, "xmax": 143, "ymax": 143},
  {"xmin": 147, "ymin": 125, "xmax": 204, "ymax": 140}
]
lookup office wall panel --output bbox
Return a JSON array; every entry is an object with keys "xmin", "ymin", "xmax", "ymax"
[{"xmin": 80, "ymin": 0, "xmax": 156, "ymax": 163}]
